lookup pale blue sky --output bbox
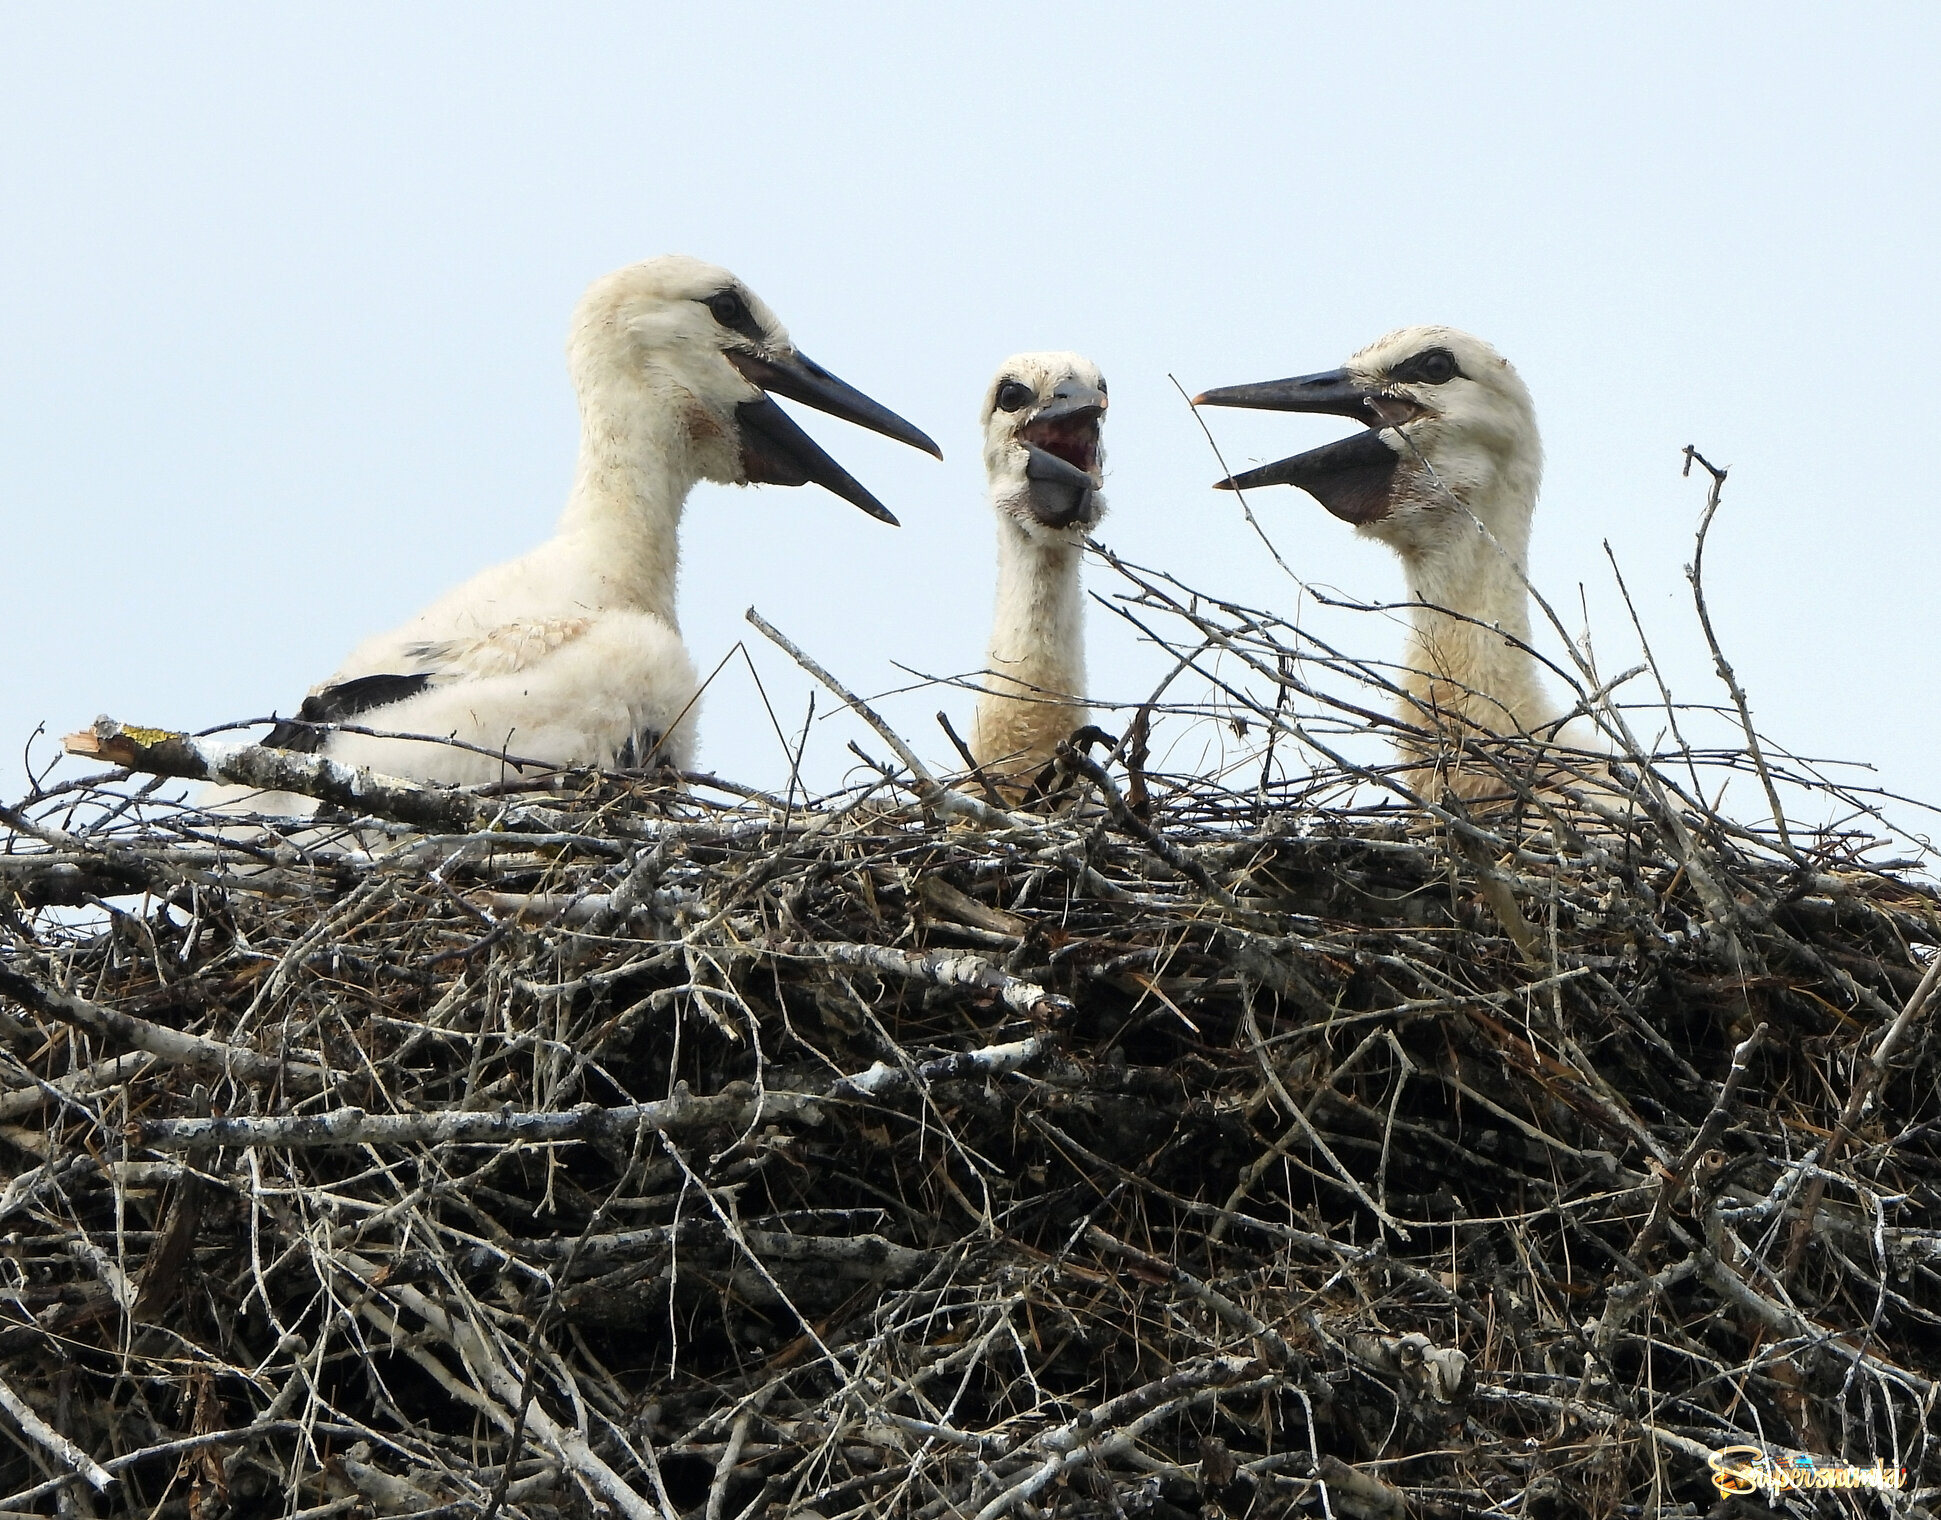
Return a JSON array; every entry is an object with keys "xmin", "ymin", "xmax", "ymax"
[{"xmin": 3, "ymin": 8, "xmax": 1935, "ymax": 834}]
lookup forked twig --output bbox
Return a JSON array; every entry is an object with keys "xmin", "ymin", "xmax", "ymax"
[{"xmin": 1684, "ymin": 445, "xmax": 1795, "ymax": 856}]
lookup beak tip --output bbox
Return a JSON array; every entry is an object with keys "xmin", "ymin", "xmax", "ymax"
[
  {"xmin": 1189, "ymin": 393, "xmax": 1209, "ymax": 407},
  {"xmin": 1213, "ymin": 478, "xmax": 1236, "ymax": 491},
  {"xmin": 739, "ymin": 346, "xmax": 942, "ymax": 462}
]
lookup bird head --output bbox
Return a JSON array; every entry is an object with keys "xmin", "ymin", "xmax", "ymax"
[
  {"xmin": 1195, "ymin": 327, "xmax": 1539, "ymax": 560},
  {"xmin": 567, "ymin": 255, "xmax": 940, "ymax": 524},
  {"xmin": 981, "ymin": 352, "xmax": 1109, "ymax": 541}
]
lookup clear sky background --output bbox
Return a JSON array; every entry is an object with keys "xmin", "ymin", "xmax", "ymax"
[{"xmin": 2, "ymin": 8, "xmax": 1935, "ymax": 843}]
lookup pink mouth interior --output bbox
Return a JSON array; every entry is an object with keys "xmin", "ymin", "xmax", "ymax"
[{"xmin": 1021, "ymin": 415, "xmax": 1100, "ymax": 475}]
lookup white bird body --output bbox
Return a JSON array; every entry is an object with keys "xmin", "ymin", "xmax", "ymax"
[
  {"xmin": 320, "ymin": 610, "xmax": 698, "ymax": 784},
  {"xmin": 223, "ymin": 255, "xmax": 937, "ymax": 808},
  {"xmin": 1200, "ymin": 327, "xmax": 1574, "ymax": 797},
  {"xmin": 968, "ymin": 354, "xmax": 1108, "ymax": 786},
  {"xmin": 309, "ymin": 468, "xmax": 703, "ymax": 783}
]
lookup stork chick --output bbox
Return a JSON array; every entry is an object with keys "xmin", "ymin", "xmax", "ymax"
[
  {"xmin": 968, "ymin": 353, "xmax": 1108, "ymax": 789},
  {"xmin": 249, "ymin": 255, "xmax": 939, "ymax": 800},
  {"xmin": 1197, "ymin": 328, "xmax": 1563, "ymax": 796}
]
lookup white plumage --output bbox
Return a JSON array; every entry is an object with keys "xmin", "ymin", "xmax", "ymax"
[
  {"xmin": 240, "ymin": 255, "xmax": 938, "ymax": 802},
  {"xmin": 967, "ymin": 353, "xmax": 1108, "ymax": 786},
  {"xmin": 1198, "ymin": 327, "xmax": 1567, "ymax": 794}
]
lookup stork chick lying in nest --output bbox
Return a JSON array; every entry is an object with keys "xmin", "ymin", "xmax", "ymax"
[
  {"xmin": 1198, "ymin": 328, "xmax": 1599, "ymax": 805},
  {"xmin": 228, "ymin": 255, "xmax": 938, "ymax": 812},
  {"xmin": 966, "ymin": 353, "xmax": 1111, "ymax": 802}
]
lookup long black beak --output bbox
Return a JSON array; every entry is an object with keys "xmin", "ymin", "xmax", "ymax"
[
  {"xmin": 1192, "ymin": 367, "xmax": 1378, "ymax": 422},
  {"xmin": 732, "ymin": 397, "xmax": 897, "ymax": 523},
  {"xmin": 1194, "ymin": 368, "xmax": 1403, "ymax": 525},
  {"xmin": 727, "ymin": 349, "xmax": 939, "ymax": 525},
  {"xmin": 1215, "ymin": 429, "xmax": 1401, "ymax": 525},
  {"xmin": 730, "ymin": 349, "xmax": 941, "ymax": 457}
]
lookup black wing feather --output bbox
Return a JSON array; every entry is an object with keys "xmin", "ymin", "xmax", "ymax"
[{"xmin": 264, "ymin": 673, "xmax": 433, "ymax": 752}]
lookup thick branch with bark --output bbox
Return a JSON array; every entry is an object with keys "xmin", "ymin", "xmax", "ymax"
[{"xmin": 64, "ymin": 716, "xmax": 557, "ymax": 835}]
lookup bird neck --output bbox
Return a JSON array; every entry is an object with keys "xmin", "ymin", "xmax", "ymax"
[
  {"xmin": 986, "ymin": 517, "xmax": 1087, "ymax": 695},
  {"xmin": 971, "ymin": 513, "xmax": 1089, "ymax": 773},
  {"xmin": 1396, "ymin": 513, "xmax": 1554, "ymax": 740},
  {"xmin": 554, "ymin": 387, "xmax": 698, "ymax": 629}
]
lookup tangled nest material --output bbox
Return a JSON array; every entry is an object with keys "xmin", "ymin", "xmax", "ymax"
[{"xmin": 2, "ymin": 551, "xmax": 1940, "ymax": 1520}]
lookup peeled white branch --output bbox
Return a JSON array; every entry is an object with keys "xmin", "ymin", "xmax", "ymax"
[
  {"xmin": 770, "ymin": 940, "xmax": 1072, "ymax": 1024},
  {"xmin": 832, "ymin": 1036, "xmax": 1046, "ymax": 1100},
  {"xmin": 64, "ymin": 717, "xmax": 563, "ymax": 837},
  {"xmin": 515, "ymin": 1224, "xmax": 931, "ymax": 1281},
  {"xmin": 0, "ymin": 957, "xmax": 325, "ymax": 1089},
  {"xmin": 0, "ymin": 1051, "xmax": 151, "ymax": 1124},
  {"xmin": 135, "ymin": 1028, "xmax": 1052, "ymax": 1151},
  {"xmin": 0, "ymin": 1369, "xmax": 113, "ymax": 1492},
  {"xmin": 136, "ymin": 1085, "xmax": 817, "ymax": 1151}
]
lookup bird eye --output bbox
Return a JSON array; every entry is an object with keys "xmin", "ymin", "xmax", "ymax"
[
  {"xmin": 705, "ymin": 290, "xmax": 753, "ymax": 331},
  {"xmin": 1394, "ymin": 347, "xmax": 1460, "ymax": 385},
  {"xmin": 995, "ymin": 380, "xmax": 1033, "ymax": 412}
]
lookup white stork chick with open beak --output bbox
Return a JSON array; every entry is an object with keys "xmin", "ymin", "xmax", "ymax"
[
  {"xmin": 1197, "ymin": 328, "xmax": 1567, "ymax": 797},
  {"xmin": 967, "ymin": 353, "xmax": 1109, "ymax": 789},
  {"xmin": 244, "ymin": 256, "xmax": 939, "ymax": 801}
]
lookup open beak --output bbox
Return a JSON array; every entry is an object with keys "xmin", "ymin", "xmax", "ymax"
[
  {"xmin": 1193, "ymin": 368, "xmax": 1405, "ymax": 525},
  {"xmin": 1012, "ymin": 384, "xmax": 1108, "ymax": 531},
  {"xmin": 728, "ymin": 349, "xmax": 941, "ymax": 526},
  {"xmin": 1020, "ymin": 383, "xmax": 1107, "ymax": 478}
]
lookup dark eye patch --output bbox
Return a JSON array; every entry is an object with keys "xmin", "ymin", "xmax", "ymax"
[
  {"xmin": 995, "ymin": 379, "xmax": 1034, "ymax": 413},
  {"xmin": 1389, "ymin": 347, "xmax": 1461, "ymax": 385},
  {"xmin": 702, "ymin": 288, "xmax": 766, "ymax": 345}
]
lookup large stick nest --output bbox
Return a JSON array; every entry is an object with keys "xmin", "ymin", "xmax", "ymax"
[{"xmin": 2, "ymin": 559, "xmax": 1939, "ymax": 1519}]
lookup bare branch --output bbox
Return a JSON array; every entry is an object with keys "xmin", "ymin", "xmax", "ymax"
[
  {"xmin": 0, "ymin": 1370, "xmax": 113, "ymax": 1491},
  {"xmin": 1683, "ymin": 446, "xmax": 1795, "ymax": 855}
]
